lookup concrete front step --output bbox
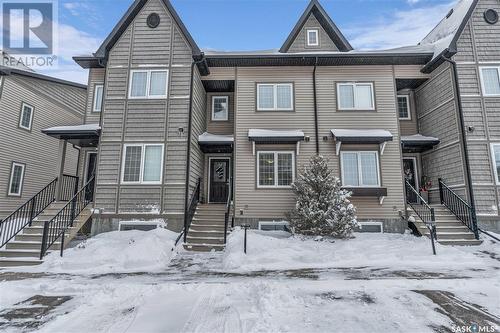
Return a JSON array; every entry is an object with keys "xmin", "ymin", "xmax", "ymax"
[
  {"xmin": 418, "ymin": 225, "xmax": 470, "ymax": 233},
  {"xmin": 190, "ymin": 223, "xmax": 225, "ymax": 231},
  {"xmin": 191, "ymin": 219, "xmax": 225, "ymax": 225},
  {"xmin": 6, "ymin": 241, "xmax": 61, "ymax": 251},
  {"xmin": 183, "ymin": 243, "xmax": 225, "ymax": 252},
  {"xmin": 186, "ymin": 236, "xmax": 224, "ymax": 245},
  {"xmin": 437, "ymin": 239, "xmax": 483, "ymax": 246},
  {"xmin": 0, "ymin": 258, "xmax": 43, "ymax": 267},
  {"xmin": 0, "ymin": 249, "xmax": 42, "ymax": 258},
  {"xmin": 422, "ymin": 232, "xmax": 476, "ymax": 240},
  {"xmin": 188, "ymin": 230, "xmax": 226, "ymax": 238},
  {"xmin": 14, "ymin": 233, "xmax": 71, "ymax": 242}
]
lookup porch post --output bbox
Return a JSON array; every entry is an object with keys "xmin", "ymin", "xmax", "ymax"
[{"xmin": 55, "ymin": 140, "xmax": 67, "ymax": 201}]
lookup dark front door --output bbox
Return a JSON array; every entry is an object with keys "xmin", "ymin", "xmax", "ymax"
[
  {"xmin": 85, "ymin": 153, "xmax": 97, "ymax": 201},
  {"xmin": 209, "ymin": 159, "xmax": 229, "ymax": 203},
  {"xmin": 403, "ymin": 158, "xmax": 418, "ymax": 190}
]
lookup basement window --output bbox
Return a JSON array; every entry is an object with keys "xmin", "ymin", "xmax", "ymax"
[
  {"xmin": 119, "ymin": 221, "xmax": 162, "ymax": 231},
  {"xmin": 258, "ymin": 221, "xmax": 290, "ymax": 231},
  {"xmin": 357, "ymin": 222, "xmax": 383, "ymax": 233}
]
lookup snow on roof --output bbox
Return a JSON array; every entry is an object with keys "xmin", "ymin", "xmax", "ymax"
[
  {"xmin": 401, "ymin": 134, "xmax": 440, "ymax": 142},
  {"xmin": 198, "ymin": 132, "xmax": 234, "ymax": 143},
  {"xmin": 419, "ymin": 0, "xmax": 475, "ymax": 61},
  {"xmin": 248, "ymin": 129, "xmax": 305, "ymax": 138},
  {"xmin": 331, "ymin": 129, "xmax": 393, "ymax": 139},
  {"xmin": 43, "ymin": 123, "xmax": 101, "ymax": 133}
]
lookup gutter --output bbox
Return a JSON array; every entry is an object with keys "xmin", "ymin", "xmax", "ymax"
[
  {"xmin": 440, "ymin": 55, "xmax": 477, "ymax": 216},
  {"xmin": 313, "ymin": 57, "xmax": 320, "ymax": 154}
]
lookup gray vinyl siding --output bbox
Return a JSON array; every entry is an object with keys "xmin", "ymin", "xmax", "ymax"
[
  {"xmin": 287, "ymin": 13, "xmax": 339, "ymax": 53},
  {"xmin": 234, "ymin": 66, "xmax": 404, "ymax": 222},
  {"xmin": 85, "ymin": 68, "xmax": 105, "ymax": 124},
  {"xmin": 206, "ymin": 92, "xmax": 234, "ymax": 135},
  {"xmin": 452, "ymin": 0, "xmax": 500, "ymax": 217},
  {"xmin": 94, "ymin": 0, "xmax": 194, "ymax": 218},
  {"xmin": 0, "ymin": 75, "xmax": 84, "ymax": 218},
  {"xmin": 415, "ymin": 62, "xmax": 466, "ymax": 203}
]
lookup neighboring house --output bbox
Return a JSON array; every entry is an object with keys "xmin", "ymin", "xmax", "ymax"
[
  {"xmin": 30, "ymin": 0, "xmax": 498, "ymax": 251},
  {"xmin": 0, "ymin": 66, "xmax": 86, "ymax": 220}
]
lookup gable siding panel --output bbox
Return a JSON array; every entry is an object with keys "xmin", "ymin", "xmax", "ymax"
[{"xmin": 288, "ymin": 13, "xmax": 339, "ymax": 53}]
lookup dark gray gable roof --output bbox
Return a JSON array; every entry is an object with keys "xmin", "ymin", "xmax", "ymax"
[
  {"xmin": 280, "ymin": 0, "xmax": 352, "ymax": 53},
  {"xmin": 94, "ymin": 0, "xmax": 201, "ymax": 60}
]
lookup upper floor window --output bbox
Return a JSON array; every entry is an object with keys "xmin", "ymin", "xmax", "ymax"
[
  {"xmin": 212, "ymin": 96, "xmax": 229, "ymax": 121},
  {"xmin": 121, "ymin": 144, "xmax": 164, "ymax": 184},
  {"xmin": 19, "ymin": 103, "xmax": 34, "ymax": 131},
  {"xmin": 257, "ymin": 83, "xmax": 293, "ymax": 111},
  {"xmin": 479, "ymin": 67, "xmax": 500, "ymax": 96},
  {"xmin": 341, "ymin": 151, "xmax": 380, "ymax": 187},
  {"xmin": 93, "ymin": 84, "xmax": 104, "ymax": 112},
  {"xmin": 397, "ymin": 95, "xmax": 411, "ymax": 120},
  {"xmin": 337, "ymin": 83, "xmax": 375, "ymax": 110},
  {"xmin": 491, "ymin": 144, "xmax": 500, "ymax": 184},
  {"xmin": 306, "ymin": 29, "xmax": 319, "ymax": 46},
  {"xmin": 8, "ymin": 162, "xmax": 25, "ymax": 196},
  {"xmin": 129, "ymin": 69, "xmax": 168, "ymax": 99},
  {"xmin": 257, "ymin": 151, "xmax": 295, "ymax": 188}
]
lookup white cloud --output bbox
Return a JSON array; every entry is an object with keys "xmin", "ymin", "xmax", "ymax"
[
  {"xmin": 39, "ymin": 65, "xmax": 89, "ymax": 85},
  {"xmin": 407, "ymin": 0, "xmax": 421, "ymax": 4},
  {"xmin": 345, "ymin": 1, "xmax": 457, "ymax": 50}
]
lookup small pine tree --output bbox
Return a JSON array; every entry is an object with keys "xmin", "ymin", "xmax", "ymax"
[{"xmin": 287, "ymin": 155, "xmax": 358, "ymax": 238}]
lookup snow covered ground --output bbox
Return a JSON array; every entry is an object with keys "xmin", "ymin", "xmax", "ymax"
[{"xmin": 0, "ymin": 228, "xmax": 499, "ymax": 332}]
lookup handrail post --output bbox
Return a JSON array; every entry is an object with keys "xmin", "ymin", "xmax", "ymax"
[
  {"xmin": 60, "ymin": 229, "xmax": 65, "ymax": 257},
  {"xmin": 430, "ymin": 207, "xmax": 437, "ymax": 255},
  {"xmin": 40, "ymin": 221, "xmax": 49, "ymax": 260},
  {"xmin": 224, "ymin": 212, "xmax": 228, "ymax": 244},
  {"xmin": 438, "ymin": 178, "xmax": 444, "ymax": 204},
  {"xmin": 29, "ymin": 199, "xmax": 36, "ymax": 227},
  {"xmin": 471, "ymin": 209, "xmax": 479, "ymax": 240}
]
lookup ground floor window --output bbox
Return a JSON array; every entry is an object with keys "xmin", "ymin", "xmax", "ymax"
[
  {"xmin": 8, "ymin": 162, "xmax": 25, "ymax": 196},
  {"xmin": 257, "ymin": 151, "xmax": 295, "ymax": 188},
  {"xmin": 490, "ymin": 144, "xmax": 500, "ymax": 184},
  {"xmin": 121, "ymin": 144, "xmax": 164, "ymax": 184},
  {"xmin": 341, "ymin": 151, "xmax": 380, "ymax": 187}
]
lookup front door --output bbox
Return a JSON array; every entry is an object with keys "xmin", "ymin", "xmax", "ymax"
[
  {"xmin": 85, "ymin": 152, "xmax": 97, "ymax": 201},
  {"xmin": 209, "ymin": 158, "xmax": 229, "ymax": 203},
  {"xmin": 403, "ymin": 157, "xmax": 418, "ymax": 190}
]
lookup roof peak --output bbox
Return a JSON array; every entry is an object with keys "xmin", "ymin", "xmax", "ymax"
[{"xmin": 279, "ymin": 0, "xmax": 352, "ymax": 53}]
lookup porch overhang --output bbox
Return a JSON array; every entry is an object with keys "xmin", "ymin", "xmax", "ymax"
[
  {"xmin": 401, "ymin": 134, "xmax": 440, "ymax": 153},
  {"xmin": 330, "ymin": 129, "xmax": 393, "ymax": 155},
  {"xmin": 248, "ymin": 129, "xmax": 305, "ymax": 144},
  {"xmin": 42, "ymin": 124, "xmax": 101, "ymax": 147},
  {"xmin": 198, "ymin": 132, "xmax": 233, "ymax": 153}
]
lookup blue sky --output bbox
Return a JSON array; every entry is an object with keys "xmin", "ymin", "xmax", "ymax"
[{"xmin": 41, "ymin": 0, "xmax": 456, "ymax": 83}]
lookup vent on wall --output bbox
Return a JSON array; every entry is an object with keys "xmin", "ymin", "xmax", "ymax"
[
  {"xmin": 357, "ymin": 222, "xmax": 384, "ymax": 233},
  {"xmin": 119, "ymin": 221, "xmax": 162, "ymax": 232}
]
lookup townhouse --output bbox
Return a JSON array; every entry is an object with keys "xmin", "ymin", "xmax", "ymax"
[{"xmin": 1, "ymin": 0, "xmax": 499, "ymax": 261}]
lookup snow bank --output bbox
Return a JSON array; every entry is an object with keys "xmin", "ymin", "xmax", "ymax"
[
  {"xmin": 38, "ymin": 228, "xmax": 179, "ymax": 274},
  {"xmin": 223, "ymin": 228, "xmax": 495, "ymax": 272}
]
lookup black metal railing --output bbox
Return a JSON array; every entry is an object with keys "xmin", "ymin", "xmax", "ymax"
[
  {"xmin": 182, "ymin": 178, "xmax": 201, "ymax": 243},
  {"xmin": 224, "ymin": 178, "xmax": 233, "ymax": 244},
  {"xmin": 0, "ymin": 178, "xmax": 58, "ymax": 248},
  {"xmin": 60, "ymin": 174, "xmax": 79, "ymax": 201},
  {"xmin": 438, "ymin": 178, "xmax": 479, "ymax": 239},
  {"xmin": 405, "ymin": 180, "xmax": 437, "ymax": 255},
  {"xmin": 39, "ymin": 176, "xmax": 95, "ymax": 259}
]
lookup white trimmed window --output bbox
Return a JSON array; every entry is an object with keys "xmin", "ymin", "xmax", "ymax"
[
  {"xmin": 337, "ymin": 83, "xmax": 375, "ymax": 110},
  {"xmin": 8, "ymin": 162, "xmax": 25, "ymax": 196},
  {"xmin": 257, "ymin": 151, "xmax": 295, "ymax": 188},
  {"xmin": 397, "ymin": 95, "xmax": 411, "ymax": 120},
  {"xmin": 490, "ymin": 144, "xmax": 500, "ymax": 184},
  {"xmin": 480, "ymin": 66, "xmax": 500, "ymax": 96},
  {"xmin": 93, "ymin": 84, "xmax": 104, "ymax": 112},
  {"xmin": 121, "ymin": 144, "xmax": 164, "ymax": 184},
  {"xmin": 212, "ymin": 96, "xmax": 229, "ymax": 121},
  {"xmin": 19, "ymin": 103, "xmax": 34, "ymax": 131},
  {"xmin": 129, "ymin": 69, "xmax": 168, "ymax": 99},
  {"xmin": 341, "ymin": 151, "xmax": 380, "ymax": 187},
  {"xmin": 306, "ymin": 29, "xmax": 319, "ymax": 46},
  {"xmin": 257, "ymin": 83, "xmax": 294, "ymax": 111}
]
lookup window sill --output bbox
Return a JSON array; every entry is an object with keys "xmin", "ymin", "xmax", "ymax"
[{"xmin": 342, "ymin": 187, "xmax": 387, "ymax": 197}]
